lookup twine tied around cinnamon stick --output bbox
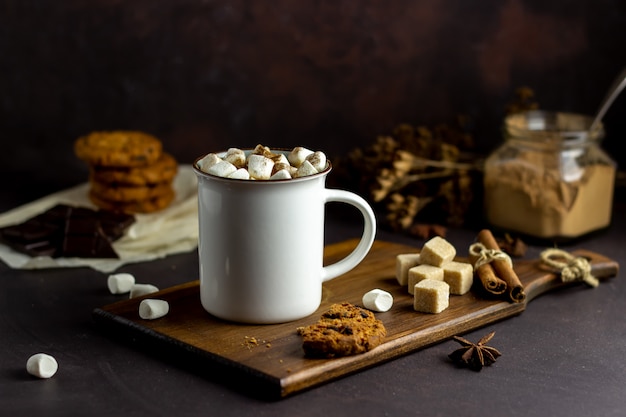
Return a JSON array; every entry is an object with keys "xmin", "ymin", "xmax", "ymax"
[
  {"xmin": 540, "ymin": 248, "xmax": 599, "ymax": 288},
  {"xmin": 470, "ymin": 229, "xmax": 526, "ymax": 303},
  {"xmin": 469, "ymin": 242, "xmax": 513, "ymax": 270}
]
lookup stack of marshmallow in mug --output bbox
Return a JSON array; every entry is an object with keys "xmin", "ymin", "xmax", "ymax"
[{"xmin": 196, "ymin": 144, "xmax": 327, "ymax": 180}]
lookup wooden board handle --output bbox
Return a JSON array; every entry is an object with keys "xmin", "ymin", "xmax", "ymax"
[{"xmin": 522, "ymin": 249, "xmax": 619, "ymax": 303}]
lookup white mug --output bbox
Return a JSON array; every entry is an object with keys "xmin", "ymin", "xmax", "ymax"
[{"xmin": 193, "ymin": 149, "xmax": 376, "ymax": 324}]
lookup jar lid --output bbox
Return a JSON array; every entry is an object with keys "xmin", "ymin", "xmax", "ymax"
[{"xmin": 505, "ymin": 110, "xmax": 604, "ymax": 144}]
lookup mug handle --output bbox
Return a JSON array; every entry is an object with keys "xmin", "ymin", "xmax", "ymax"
[{"xmin": 321, "ymin": 189, "xmax": 377, "ymax": 282}]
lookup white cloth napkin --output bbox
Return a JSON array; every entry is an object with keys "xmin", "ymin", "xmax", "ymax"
[{"xmin": 0, "ymin": 165, "xmax": 199, "ymax": 273}]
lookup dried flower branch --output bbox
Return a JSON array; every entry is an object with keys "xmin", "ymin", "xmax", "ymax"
[
  {"xmin": 331, "ymin": 89, "xmax": 538, "ymax": 235},
  {"xmin": 332, "ymin": 116, "xmax": 482, "ymax": 234}
]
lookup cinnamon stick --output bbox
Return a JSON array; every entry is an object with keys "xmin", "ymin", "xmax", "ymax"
[
  {"xmin": 476, "ymin": 229, "xmax": 526, "ymax": 303},
  {"xmin": 469, "ymin": 250, "xmax": 507, "ymax": 296}
]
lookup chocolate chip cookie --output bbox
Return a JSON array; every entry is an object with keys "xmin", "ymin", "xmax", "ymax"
[
  {"xmin": 89, "ymin": 179, "xmax": 173, "ymax": 203},
  {"xmin": 297, "ymin": 302, "xmax": 387, "ymax": 358},
  {"xmin": 88, "ymin": 187, "xmax": 175, "ymax": 214},
  {"xmin": 74, "ymin": 131, "xmax": 163, "ymax": 167},
  {"xmin": 90, "ymin": 152, "xmax": 178, "ymax": 186}
]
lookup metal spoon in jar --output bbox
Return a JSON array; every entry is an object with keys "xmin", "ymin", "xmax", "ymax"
[{"xmin": 589, "ymin": 66, "xmax": 626, "ymax": 133}]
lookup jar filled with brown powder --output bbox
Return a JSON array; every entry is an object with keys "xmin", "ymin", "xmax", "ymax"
[{"xmin": 484, "ymin": 110, "xmax": 616, "ymax": 241}]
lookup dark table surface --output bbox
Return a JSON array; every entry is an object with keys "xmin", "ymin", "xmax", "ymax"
[{"xmin": 1, "ymin": 188, "xmax": 625, "ymax": 417}]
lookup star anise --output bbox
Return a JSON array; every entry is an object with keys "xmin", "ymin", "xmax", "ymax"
[{"xmin": 448, "ymin": 331, "xmax": 502, "ymax": 371}]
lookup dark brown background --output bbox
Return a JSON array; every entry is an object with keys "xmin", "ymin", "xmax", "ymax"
[{"xmin": 1, "ymin": 0, "xmax": 625, "ymax": 207}]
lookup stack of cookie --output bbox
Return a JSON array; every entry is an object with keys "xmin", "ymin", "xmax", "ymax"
[{"xmin": 74, "ymin": 131, "xmax": 178, "ymax": 214}]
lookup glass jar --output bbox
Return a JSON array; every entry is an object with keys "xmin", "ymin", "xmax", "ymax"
[{"xmin": 483, "ymin": 110, "xmax": 616, "ymax": 241}]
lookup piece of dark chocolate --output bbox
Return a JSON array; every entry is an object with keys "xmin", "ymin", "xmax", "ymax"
[
  {"xmin": 0, "ymin": 221, "xmax": 60, "ymax": 242},
  {"xmin": 62, "ymin": 233, "xmax": 118, "ymax": 258},
  {"xmin": 60, "ymin": 209, "xmax": 117, "ymax": 258},
  {"xmin": 97, "ymin": 211, "xmax": 135, "ymax": 241},
  {"xmin": 0, "ymin": 204, "xmax": 135, "ymax": 259},
  {"xmin": 0, "ymin": 236, "xmax": 58, "ymax": 257}
]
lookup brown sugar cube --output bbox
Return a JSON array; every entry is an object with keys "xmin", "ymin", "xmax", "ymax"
[
  {"xmin": 396, "ymin": 253, "xmax": 421, "ymax": 286},
  {"xmin": 442, "ymin": 260, "xmax": 474, "ymax": 295},
  {"xmin": 407, "ymin": 264, "xmax": 444, "ymax": 295},
  {"xmin": 413, "ymin": 279, "xmax": 450, "ymax": 314},
  {"xmin": 419, "ymin": 236, "xmax": 456, "ymax": 266}
]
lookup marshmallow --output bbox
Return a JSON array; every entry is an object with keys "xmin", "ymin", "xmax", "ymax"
[
  {"xmin": 107, "ymin": 273, "xmax": 135, "ymax": 294},
  {"xmin": 306, "ymin": 151, "xmax": 327, "ymax": 172},
  {"xmin": 294, "ymin": 160, "xmax": 318, "ymax": 178},
  {"xmin": 228, "ymin": 168, "xmax": 251, "ymax": 180},
  {"xmin": 272, "ymin": 161, "xmax": 291, "ymax": 175},
  {"xmin": 247, "ymin": 154, "xmax": 274, "ymax": 179},
  {"xmin": 270, "ymin": 169, "xmax": 292, "ymax": 180},
  {"xmin": 207, "ymin": 160, "xmax": 237, "ymax": 178},
  {"xmin": 252, "ymin": 144, "xmax": 272, "ymax": 157},
  {"xmin": 26, "ymin": 353, "xmax": 58, "ymax": 379},
  {"xmin": 139, "ymin": 299, "xmax": 170, "ymax": 320},
  {"xmin": 129, "ymin": 283, "xmax": 159, "ymax": 299},
  {"xmin": 362, "ymin": 289, "xmax": 393, "ymax": 312},
  {"xmin": 224, "ymin": 148, "xmax": 246, "ymax": 168},
  {"xmin": 198, "ymin": 145, "xmax": 327, "ymax": 180},
  {"xmin": 272, "ymin": 153, "xmax": 289, "ymax": 165},
  {"xmin": 288, "ymin": 147, "xmax": 314, "ymax": 167},
  {"xmin": 197, "ymin": 153, "xmax": 221, "ymax": 171}
]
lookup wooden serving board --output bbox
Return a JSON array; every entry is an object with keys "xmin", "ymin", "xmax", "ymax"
[{"xmin": 93, "ymin": 239, "xmax": 619, "ymax": 399}]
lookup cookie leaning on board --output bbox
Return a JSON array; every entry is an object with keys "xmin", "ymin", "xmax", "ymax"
[{"xmin": 396, "ymin": 229, "xmax": 525, "ymax": 314}]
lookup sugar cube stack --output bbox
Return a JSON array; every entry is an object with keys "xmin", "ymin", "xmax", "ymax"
[{"xmin": 396, "ymin": 236, "xmax": 473, "ymax": 314}]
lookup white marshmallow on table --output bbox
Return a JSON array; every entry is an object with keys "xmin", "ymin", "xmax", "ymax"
[
  {"xmin": 362, "ymin": 289, "xmax": 393, "ymax": 312},
  {"xmin": 107, "ymin": 273, "xmax": 135, "ymax": 294},
  {"xmin": 129, "ymin": 283, "xmax": 159, "ymax": 299},
  {"xmin": 197, "ymin": 153, "xmax": 221, "ymax": 172},
  {"xmin": 306, "ymin": 151, "xmax": 327, "ymax": 172},
  {"xmin": 139, "ymin": 299, "xmax": 170, "ymax": 320},
  {"xmin": 294, "ymin": 160, "xmax": 318, "ymax": 178},
  {"xmin": 247, "ymin": 154, "xmax": 275, "ymax": 179},
  {"xmin": 206, "ymin": 160, "xmax": 237, "ymax": 178},
  {"xmin": 224, "ymin": 148, "xmax": 247, "ymax": 168},
  {"xmin": 228, "ymin": 168, "xmax": 251, "ymax": 180},
  {"xmin": 287, "ymin": 146, "xmax": 314, "ymax": 167},
  {"xmin": 270, "ymin": 169, "xmax": 292, "ymax": 180},
  {"xmin": 26, "ymin": 353, "xmax": 58, "ymax": 379}
]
